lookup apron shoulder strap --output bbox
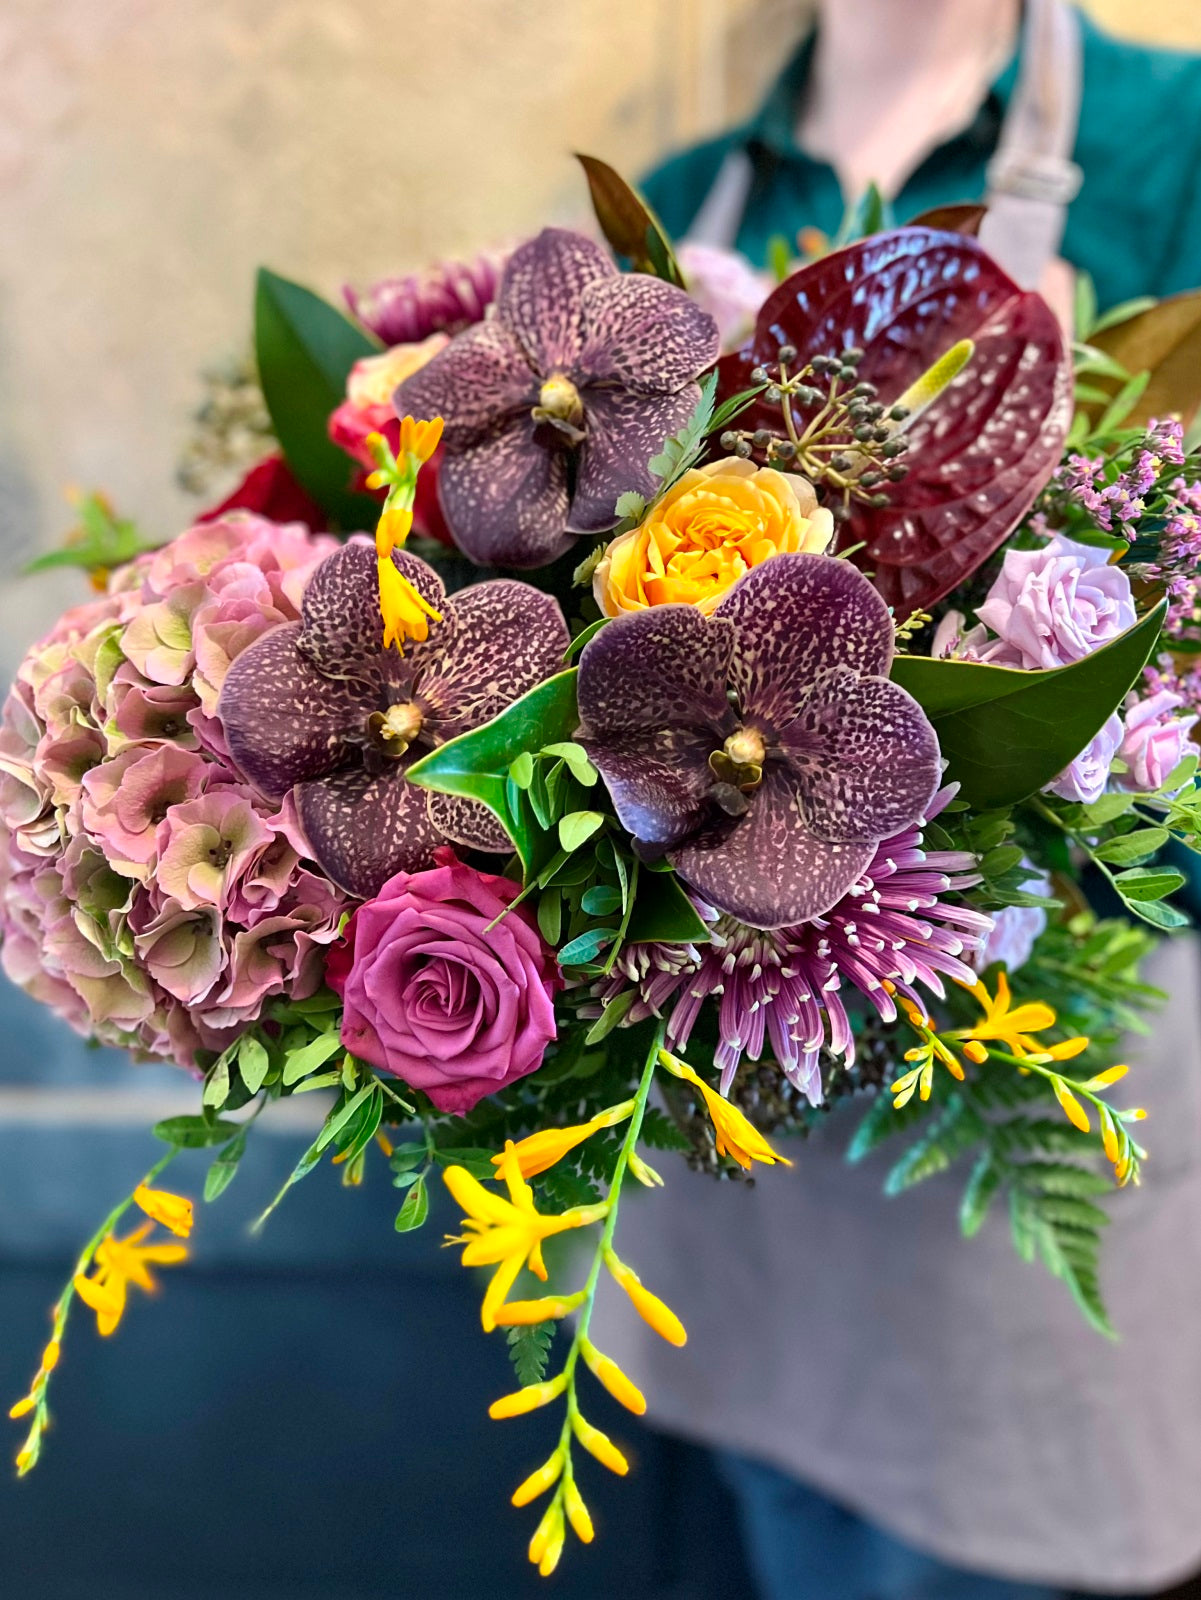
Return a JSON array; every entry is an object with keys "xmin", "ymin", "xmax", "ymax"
[{"xmin": 979, "ymin": 0, "xmax": 1084, "ymax": 286}]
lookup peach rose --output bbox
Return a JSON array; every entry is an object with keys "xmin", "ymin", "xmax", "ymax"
[{"xmin": 593, "ymin": 457, "xmax": 834, "ymax": 617}]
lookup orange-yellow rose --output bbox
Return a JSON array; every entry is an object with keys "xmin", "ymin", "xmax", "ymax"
[{"xmin": 593, "ymin": 458, "xmax": 834, "ymax": 617}]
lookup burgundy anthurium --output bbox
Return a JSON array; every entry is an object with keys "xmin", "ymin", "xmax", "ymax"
[
  {"xmin": 720, "ymin": 228, "xmax": 1072, "ymax": 614},
  {"xmin": 217, "ymin": 541, "xmax": 567, "ymax": 898},
  {"xmin": 393, "ymin": 228, "xmax": 720, "ymax": 569},
  {"xmin": 575, "ymin": 552, "xmax": 942, "ymax": 930}
]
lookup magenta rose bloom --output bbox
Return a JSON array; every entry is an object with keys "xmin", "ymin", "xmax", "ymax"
[{"xmin": 327, "ymin": 853, "xmax": 560, "ymax": 1115}]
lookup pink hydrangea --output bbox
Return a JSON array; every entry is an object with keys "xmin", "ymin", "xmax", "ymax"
[
  {"xmin": 676, "ymin": 241, "xmax": 772, "ymax": 350},
  {"xmin": 0, "ymin": 512, "xmax": 351, "ymax": 1070}
]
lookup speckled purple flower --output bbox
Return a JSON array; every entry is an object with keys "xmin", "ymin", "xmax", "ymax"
[
  {"xmin": 575, "ymin": 553, "xmax": 943, "ymax": 929},
  {"xmin": 217, "ymin": 541, "xmax": 567, "ymax": 898},
  {"xmin": 393, "ymin": 228, "xmax": 720, "ymax": 568}
]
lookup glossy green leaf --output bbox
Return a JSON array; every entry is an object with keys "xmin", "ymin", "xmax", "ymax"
[
  {"xmin": 575, "ymin": 153, "xmax": 684, "ymax": 285},
  {"xmin": 254, "ymin": 267, "xmax": 380, "ymax": 529},
  {"xmin": 890, "ymin": 604, "xmax": 1166, "ymax": 808},
  {"xmin": 626, "ymin": 870, "xmax": 712, "ymax": 946},
  {"xmin": 406, "ymin": 670, "xmax": 580, "ymax": 875}
]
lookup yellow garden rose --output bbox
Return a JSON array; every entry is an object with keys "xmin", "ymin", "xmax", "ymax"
[{"xmin": 593, "ymin": 457, "xmax": 834, "ymax": 617}]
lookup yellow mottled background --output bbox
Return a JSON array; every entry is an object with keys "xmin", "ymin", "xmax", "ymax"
[{"xmin": 0, "ymin": 0, "xmax": 1197, "ymax": 660}]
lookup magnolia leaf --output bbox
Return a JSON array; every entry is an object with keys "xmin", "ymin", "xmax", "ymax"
[
  {"xmin": 254, "ymin": 267, "xmax": 380, "ymax": 529},
  {"xmin": 891, "ymin": 603, "xmax": 1165, "ymax": 808},
  {"xmin": 904, "ymin": 201, "xmax": 987, "ymax": 237},
  {"xmin": 1089, "ymin": 288, "xmax": 1201, "ymax": 428},
  {"xmin": 626, "ymin": 870, "xmax": 712, "ymax": 946},
  {"xmin": 719, "ymin": 228, "xmax": 1071, "ymax": 613},
  {"xmin": 406, "ymin": 670, "xmax": 580, "ymax": 876},
  {"xmin": 575, "ymin": 153, "xmax": 684, "ymax": 285}
]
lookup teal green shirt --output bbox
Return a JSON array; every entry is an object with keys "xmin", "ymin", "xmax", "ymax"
[{"xmin": 644, "ymin": 11, "xmax": 1201, "ymax": 308}]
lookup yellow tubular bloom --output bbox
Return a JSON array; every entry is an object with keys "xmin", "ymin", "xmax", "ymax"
[
  {"xmin": 133, "ymin": 1184, "xmax": 194, "ymax": 1239},
  {"xmin": 571, "ymin": 1412, "xmax": 630, "ymax": 1476},
  {"xmin": 374, "ymin": 505, "xmax": 413, "ymax": 558},
  {"xmin": 72, "ymin": 1223, "xmax": 188, "ymax": 1337},
  {"xmin": 564, "ymin": 1478, "xmax": 595, "ymax": 1544},
  {"xmin": 529, "ymin": 1500, "xmax": 566, "ymax": 1576},
  {"xmin": 492, "ymin": 1101, "xmax": 636, "ymax": 1180},
  {"xmin": 957, "ymin": 973, "xmax": 1085, "ymax": 1060},
  {"xmin": 378, "ymin": 556, "xmax": 443, "ymax": 654},
  {"xmin": 657, "ymin": 1049, "xmax": 791, "ymax": 1170},
  {"xmin": 580, "ymin": 1340, "xmax": 647, "ymax": 1415},
  {"xmin": 1053, "ymin": 1079, "xmax": 1091, "ymax": 1133},
  {"xmin": 604, "ymin": 1248, "xmax": 687, "ymax": 1347},
  {"xmin": 488, "ymin": 1373, "xmax": 569, "ymax": 1420},
  {"xmin": 398, "ymin": 413, "xmax": 444, "ymax": 464},
  {"xmin": 443, "ymin": 1145, "xmax": 608, "ymax": 1333},
  {"xmin": 511, "ymin": 1451, "xmax": 564, "ymax": 1507},
  {"xmin": 490, "ymin": 1292, "xmax": 587, "ymax": 1327}
]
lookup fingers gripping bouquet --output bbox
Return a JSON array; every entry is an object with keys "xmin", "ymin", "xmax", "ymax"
[{"xmin": 8, "ymin": 157, "xmax": 1199, "ymax": 1572}]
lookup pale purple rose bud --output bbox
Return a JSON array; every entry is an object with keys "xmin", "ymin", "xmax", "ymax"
[
  {"xmin": 975, "ymin": 536, "xmax": 1135, "ymax": 670},
  {"xmin": 1117, "ymin": 688, "xmax": 1198, "ymax": 793},
  {"xmin": 1046, "ymin": 713, "xmax": 1123, "ymax": 804}
]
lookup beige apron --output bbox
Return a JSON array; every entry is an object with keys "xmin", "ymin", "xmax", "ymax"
[{"xmin": 593, "ymin": 9, "xmax": 1201, "ymax": 1588}]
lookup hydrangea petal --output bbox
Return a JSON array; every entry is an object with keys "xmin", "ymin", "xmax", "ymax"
[
  {"xmin": 426, "ymin": 790, "xmax": 513, "ymax": 853},
  {"xmin": 437, "ymin": 415, "xmax": 572, "ymax": 568},
  {"xmin": 576, "ymin": 603, "xmax": 735, "ymax": 737},
  {"xmin": 299, "ymin": 542, "xmax": 442, "ymax": 685},
  {"xmin": 578, "ymin": 727, "xmax": 717, "ymax": 849},
  {"xmin": 715, "ymin": 554, "xmax": 894, "ymax": 730},
  {"xmin": 392, "ymin": 319, "xmax": 536, "ymax": 449},
  {"xmin": 297, "ymin": 763, "xmax": 440, "ymax": 898},
  {"xmin": 575, "ymin": 274, "xmax": 720, "ymax": 394},
  {"xmin": 780, "ymin": 668, "xmax": 942, "ymax": 843},
  {"xmin": 417, "ymin": 579, "xmax": 569, "ymax": 740},
  {"xmin": 670, "ymin": 766, "xmax": 876, "ymax": 929},
  {"xmin": 570, "ymin": 387, "xmax": 700, "ymax": 534},
  {"xmin": 218, "ymin": 623, "xmax": 362, "ymax": 802},
  {"xmin": 495, "ymin": 228, "xmax": 615, "ymax": 374}
]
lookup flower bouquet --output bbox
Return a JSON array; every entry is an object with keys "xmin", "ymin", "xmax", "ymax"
[{"xmin": 8, "ymin": 156, "xmax": 1201, "ymax": 1575}]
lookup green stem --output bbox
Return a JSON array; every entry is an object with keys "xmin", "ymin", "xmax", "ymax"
[{"xmin": 14, "ymin": 1146, "xmax": 180, "ymax": 1474}]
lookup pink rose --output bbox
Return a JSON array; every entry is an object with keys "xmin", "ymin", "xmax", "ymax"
[
  {"xmin": 327, "ymin": 853, "xmax": 560, "ymax": 1115},
  {"xmin": 1117, "ymin": 688, "xmax": 1198, "ymax": 793}
]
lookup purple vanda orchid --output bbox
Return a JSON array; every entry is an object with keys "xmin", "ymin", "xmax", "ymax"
[
  {"xmin": 575, "ymin": 552, "xmax": 943, "ymax": 929},
  {"xmin": 218, "ymin": 542, "xmax": 567, "ymax": 898},
  {"xmin": 393, "ymin": 228, "xmax": 720, "ymax": 569}
]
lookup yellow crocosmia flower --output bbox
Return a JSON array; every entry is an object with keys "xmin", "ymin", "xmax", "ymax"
[
  {"xmin": 1044, "ymin": 1036, "xmax": 1090, "ymax": 1062},
  {"xmin": 40, "ymin": 1340, "xmax": 60, "ymax": 1373},
  {"xmin": 571, "ymin": 1412, "xmax": 629, "ymax": 1475},
  {"xmin": 378, "ymin": 555, "xmax": 443, "ymax": 653},
  {"xmin": 397, "ymin": 413, "xmax": 444, "ymax": 464},
  {"xmin": 133, "ymin": 1184, "xmax": 194, "ymax": 1239},
  {"xmin": 488, "ymin": 1373, "xmax": 569, "ymax": 1420},
  {"xmin": 580, "ymin": 1339, "xmax": 647, "ymax": 1415},
  {"xmin": 564, "ymin": 1477, "xmax": 594, "ymax": 1544},
  {"xmin": 492, "ymin": 1101, "xmax": 635, "ymax": 1180},
  {"xmin": 444, "ymin": 1145, "xmax": 607, "ymax": 1333},
  {"xmin": 511, "ymin": 1450, "xmax": 564, "ymax": 1508},
  {"xmin": 9, "ymin": 1395, "xmax": 35, "ymax": 1420},
  {"xmin": 958, "ymin": 973, "xmax": 1066, "ymax": 1058},
  {"xmin": 529, "ymin": 1500, "xmax": 566, "ymax": 1576},
  {"xmin": 1052, "ymin": 1079, "xmax": 1091, "ymax": 1133},
  {"xmin": 603, "ymin": 1248, "xmax": 687, "ymax": 1347},
  {"xmin": 1087, "ymin": 1064, "xmax": 1130, "ymax": 1089},
  {"xmin": 490, "ymin": 1292, "xmax": 586, "ymax": 1326},
  {"xmin": 374, "ymin": 505, "xmax": 414, "ymax": 559},
  {"xmin": 594, "ymin": 457, "xmax": 833, "ymax": 618},
  {"xmin": 963, "ymin": 1040, "xmax": 989, "ymax": 1065},
  {"xmin": 658, "ymin": 1049, "xmax": 791, "ymax": 1169},
  {"xmin": 72, "ymin": 1223, "xmax": 188, "ymax": 1337}
]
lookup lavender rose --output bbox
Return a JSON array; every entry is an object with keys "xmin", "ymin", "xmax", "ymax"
[
  {"xmin": 1117, "ymin": 687, "xmax": 1198, "ymax": 793},
  {"xmin": 973, "ymin": 535, "xmax": 1135, "ymax": 670},
  {"xmin": 1046, "ymin": 713, "xmax": 1123, "ymax": 804},
  {"xmin": 326, "ymin": 852, "xmax": 560, "ymax": 1115}
]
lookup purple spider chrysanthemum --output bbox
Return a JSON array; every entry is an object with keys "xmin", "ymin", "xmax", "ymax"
[
  {"xmin": 393, "ymin": 228, "xmax": 720, "ymax": 568},
  {"xmin": 595, "ymin": 788, "xmax": 993, "ymax": 1103}
]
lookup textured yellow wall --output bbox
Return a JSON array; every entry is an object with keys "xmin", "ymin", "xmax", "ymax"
[{"xmin": 0, "ymin": 0, "xmax": 1196, "ymax": 664}]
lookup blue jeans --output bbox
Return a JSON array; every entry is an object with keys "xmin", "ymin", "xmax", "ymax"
[{"xmin": 718, "ymin": 1451, "xmax": 1070, "ymax": 1600}]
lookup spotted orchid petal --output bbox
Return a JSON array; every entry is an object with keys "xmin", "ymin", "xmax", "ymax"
[
  {"xmin": 218, "ymin": 622, "xmax": 361, "ymax": 802},
  {"xmin": 715, "ymin": 553, "xmax": 895, "ymax": 729},
  {"xmin": 495, "ymin": 228, "xmax": 616, "ymax": 374},
  {"xmin": 436, "ymin": 415, "xmax": 573, "ymax": 569},
  {"xmin": 426, "ymin": 790, "xmax": 513, "ymax": 853},
  {"xmin": 575, "ymin": 274, "xmax": 720, "ymax": 394},
  {"xmin": 297, "ymin": 762, "xmax": 442, "ymax": 899},
  {"xmin": 670, "ymin": 766, "xmax": 878, "ymax": 929},
  {"xmin": 299, "ymin": 541, "xmax": 443, "ymax": 685},
  {"xmin": 415, "ymin": 579, "xmax": 569, "ymax": 739},
  {"xmin": 392, "ymin": 318, "xmax": 536, "ymax": 450},
  {"xmin": 576, "ymin": 603, "xmax": 735, "ymax": 737},
  {"xmin": 569, "ymin": 386, "xmax": 700, "ymax": 535}
]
